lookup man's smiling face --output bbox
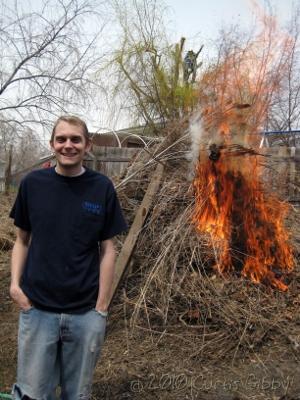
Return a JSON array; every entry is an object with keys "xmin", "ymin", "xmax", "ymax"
[{"xmin": 50, "ymin": 120, "xmax": 91, "ymax": 175}]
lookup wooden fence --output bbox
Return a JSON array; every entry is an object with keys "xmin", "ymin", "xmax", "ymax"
[
  {"xmin": 262, "ymin": 147, "xmax": 300, "ymax": 202},
  {"xmin": 2, "ymin": 146, "xmax": 300, "ymax": 202},
  {"xmin": 84, "ymin": 147, "xmax": 140, "ymax": 177},
  {"xmin": 0, "ymin": 147, "xmax": 141, "ymax": 191}
]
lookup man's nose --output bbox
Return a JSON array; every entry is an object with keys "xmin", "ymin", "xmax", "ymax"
[{"xmin": 64, "ymin": 139, "xmax": 73, "ymax": 147}]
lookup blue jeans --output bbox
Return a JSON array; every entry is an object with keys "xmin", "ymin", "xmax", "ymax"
[{"xmin": 12, "ymin": 307, "xmax": 107, "ymax": 400}]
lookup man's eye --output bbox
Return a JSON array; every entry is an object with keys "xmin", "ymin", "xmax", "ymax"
[
  {"xmin": 56, "ymin": 138, "xmax": 65, "ymax": 143},
  {"xmin": 72, "ymin": 138, "xmax": 82, "ymax": 143}
]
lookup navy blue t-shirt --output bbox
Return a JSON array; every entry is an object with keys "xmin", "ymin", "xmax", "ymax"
[{"xmin": 10, "ymin": 167, "xmax": 127, "ymax": 313}]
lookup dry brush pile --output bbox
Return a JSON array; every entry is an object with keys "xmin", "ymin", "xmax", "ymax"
[{"xmin": 114, "ymin": 125, "xmax": 300, "ymax": 366}]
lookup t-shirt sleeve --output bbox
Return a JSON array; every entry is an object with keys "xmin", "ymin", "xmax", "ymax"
[
  {"xmin": 9, "ymin": 179, "xmax": 31, "ymax": 232},
  {"xmin": 99, "ymin": 182, "xmax": 128, "ymax": 241}
]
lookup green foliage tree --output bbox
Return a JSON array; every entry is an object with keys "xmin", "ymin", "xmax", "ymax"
[{"xmin": 106, "ymin": 0, "xmax": 201, "ymax": 134}]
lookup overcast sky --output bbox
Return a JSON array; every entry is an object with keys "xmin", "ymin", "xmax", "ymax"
[{"xmin": 166, "ymin": 0, "xmax": 295, "ymax": 48}]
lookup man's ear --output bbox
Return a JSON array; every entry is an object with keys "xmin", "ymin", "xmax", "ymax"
[
  {"xmin": 50, "ymin": 140, "xmax": 54, "ymax": 151},
  {"xmin": 85, "ymin": 139, "xmax": 92, "ymax": 153}
]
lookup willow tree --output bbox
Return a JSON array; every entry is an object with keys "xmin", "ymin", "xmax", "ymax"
[{"xmin": 105, "ymin": 0, "xmax": 201, "ymax": 134}]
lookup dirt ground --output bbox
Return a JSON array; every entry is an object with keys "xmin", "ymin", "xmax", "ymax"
[{"xmin": 1, "ymin": 192, "xmax": 300, "ymax": 400}]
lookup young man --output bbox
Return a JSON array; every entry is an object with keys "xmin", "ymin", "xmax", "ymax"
[{"xmin": 9, "ymin": 116, "xmax": 127, "ymax": 399}]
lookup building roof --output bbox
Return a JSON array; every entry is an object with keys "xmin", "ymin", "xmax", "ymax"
[
  {"xmin": 91, "ymin": 124, "xmax": 163, "ymax": 148},
  {"xmin": 92, "ymin": 124, "xmax": 162, "ymax": 137}
]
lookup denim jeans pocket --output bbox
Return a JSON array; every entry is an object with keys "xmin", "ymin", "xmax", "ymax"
[{"xmin": 20, "ymin": 306, "xmax": 35, "ymax": 314}]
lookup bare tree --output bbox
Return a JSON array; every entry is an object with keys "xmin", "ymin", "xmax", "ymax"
[
  {"xmin": 268, "ymin": 6, "xmax": 300, "ymax": 146},
  {"xmin": 13, "ymin": 128, "xmax": 49, "ymax": 172},
  {"xmin": 0, "ymin": 120, "xmax": 49, "ymax": 193},
  {"xmin": 0, "ymin": 0, "xmax": 106, "ymax": 136}
]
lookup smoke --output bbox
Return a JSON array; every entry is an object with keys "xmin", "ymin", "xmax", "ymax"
[
  {"xmin": 187, "ymin": 111, "xmax": 226, "ymax": 178},
  {"xmin": 188, "ymin": 112, "xmax": 203, "ymax": 167}
]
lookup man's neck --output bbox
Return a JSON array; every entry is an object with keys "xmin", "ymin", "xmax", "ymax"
[{"xmin": 55, "ymin": 165, "xmax": 85, "ymax": 177}]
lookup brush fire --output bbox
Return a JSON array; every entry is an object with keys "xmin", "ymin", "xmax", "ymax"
[
  {"xmin": 189, "ymin": 11, "xmax": 297, "ymax": 291},
  {"xmin": 192, "ymin": 129, "xmax": 294, "ymax": 291}
]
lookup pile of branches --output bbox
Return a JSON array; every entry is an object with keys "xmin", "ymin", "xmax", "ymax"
[{"xmin": 115, "ymin": 127, "xmax": 300, "ymax": 364}]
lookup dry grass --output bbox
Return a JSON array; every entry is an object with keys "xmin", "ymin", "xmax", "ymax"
[{"xmin": 0, "ymin": 193, "xmax": 15, "ymax": 252}]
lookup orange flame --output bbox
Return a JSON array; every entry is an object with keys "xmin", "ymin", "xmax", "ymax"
[
  {"xmin": 192, "ymin": 14, "xmax": 294, "ymax": 290},
  {"xmin": 192, "ymin": 152, "xmax": 293, "ymax": 290}
]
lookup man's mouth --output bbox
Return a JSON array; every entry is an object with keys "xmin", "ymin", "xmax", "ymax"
[{"xmin": 61, "ymin": 153, "xmax": 77, "ymax": 157}]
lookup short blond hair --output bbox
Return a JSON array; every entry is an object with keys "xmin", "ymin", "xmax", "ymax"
[{"xmin": 51, "ymin": 116, "xmax": 90, "ymax": 142}]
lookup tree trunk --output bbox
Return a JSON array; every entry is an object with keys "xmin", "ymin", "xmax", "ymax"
[{"xmin": 4, "ymin": 144, "xmax": 13, "ymax": 195}]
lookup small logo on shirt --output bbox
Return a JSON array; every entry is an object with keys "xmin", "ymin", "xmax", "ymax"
[{"xmin": 82, "ymin": 201, "xmax": 103, "ymax": 216}]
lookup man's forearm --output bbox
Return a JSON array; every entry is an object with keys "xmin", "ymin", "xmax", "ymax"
[
  {"xmin": 11, "ymin": 240, "xmax": 29, "ymax": 287},
  {"xmin": 10, "ymin": 229, "xmax": 32, "ymax": 310},
  {"xmin": 96, "ymin": 240, "xmax": 116, "ymax": 312}
]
